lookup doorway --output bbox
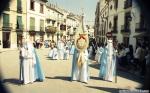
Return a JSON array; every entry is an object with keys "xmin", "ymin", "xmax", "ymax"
[{"xmin": 3, "ymin": 32, "xmax": 10, "ymax": 48}]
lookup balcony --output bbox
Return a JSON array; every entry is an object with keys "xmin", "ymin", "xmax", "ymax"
[
  {"xmin": 60, "ymin": 24, "xmax": 66, "ymax": 31},
  {"xmin": 124, "ymin": 0, "xmax": 132, "ymax": 9},
  {"xmin": 45, "ymin": 26, "xmax": 57, "ymax": 34},
  {"xmin": 29, "ymin": 26, "xmax": 35, "ymax": 31},
  {"xmin": 17, "ymin": 7, "xmax": 22, "ymax": 13},
  {"xmin": 40, "ymin": 0, "xmax": 48, "ymax": 2},
  {"xmin": 40, "ymin": 27, "xmax": 45, "ymax": 31},
  {"xmin": 121, "ymin": 25, "xmax": 131, "ymax": 33},
  {"xmin": 111, "ymin": 26, "xmax": 118, "ymax": 33},
  {"xmin": 16, "ymin": 24, "xmax": 24, "ymax": 31},
  {"xmin": 4, "ymin": 7, "xmax": 10, "ymax": 11},
  {"xmin": 29, "ymin": 31, "xmax": 36, "ymax": 36},
  {"xmin": 2, "ymin": 23, "xmax": 12, "ymax": 31},
  {"xmin": 135, "ymin": 23, "xmax": 147, "ymax": 32}
]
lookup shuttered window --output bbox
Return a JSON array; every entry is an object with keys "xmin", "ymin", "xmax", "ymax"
[{"xmin": 30, "ymin": 17, "xmax": 35, "ymax": 30}]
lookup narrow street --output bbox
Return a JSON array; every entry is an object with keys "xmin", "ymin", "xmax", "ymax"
[{"xmin": 0, "ymin": 48, "xmax": 142, "ymax": 93}]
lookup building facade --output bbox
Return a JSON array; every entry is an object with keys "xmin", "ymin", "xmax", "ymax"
[
  {"xmin": 0, "ymin": 0, "xmax": 81, "ymax": 49},
  {"xmin": 26, "ymin": 0, "xmax": 47, "ymax": 42},
  {"xmin": 0, "ymin": 0, "xmax": 26, "ymax": 49},
  {"xmin": 66, "ymin": 13, "xmax": 80, "ymax": 41},
  {"xmin": 95, "ymin": 0, "xmax": 149, "ymax": 50}
]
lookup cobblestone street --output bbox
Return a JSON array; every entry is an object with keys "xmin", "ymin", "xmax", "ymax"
[{"xmin": 0, "ymin": 48, "xmax": 142, "ymax": 93}]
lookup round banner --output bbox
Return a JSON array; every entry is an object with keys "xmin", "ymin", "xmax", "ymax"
[{"xmin": 75, "ymin": 33, "xmax": 89, "ymax": 52}]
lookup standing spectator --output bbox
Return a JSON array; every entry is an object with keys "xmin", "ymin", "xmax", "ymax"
[
  {"xmin": 140, "ymin": 45, "xmax": 147, "ymax": 76},
  {"xmin": 117, "ymin": 44, "xmax": 127, "ymax": 68},
  {"xmin": 134, "ymin": 43, "xmax": 142, "ymax": 70}
]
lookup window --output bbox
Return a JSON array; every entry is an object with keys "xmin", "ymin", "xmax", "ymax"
[
  {"xmin": 110, "ymin": 5, "xmax": 113, "ymax": 10},
  {"xmin": 124, "ymin": 12, "xmax": 131, "ymax": 32},
  {"xmin": 30, "ymin": 0, "xmax": 35, "ymax": 10},
  {"xmin": 17, "ymin": 0, "xmax": 22, "ymax": 13},
  {"xmin": 114, "ymin": 0, "xmax": 118, "ymax": 10},
  {"xmin": 52, "ymin": 21, "xmax": 55, "ymax": 26},
  {"xmin": 109, "ymin": 21, "xmax": 112, "ymax": 29},
  {"xmin": 140, "ymin": 14, "xmax": 146, "ymax": 29},
  {"xmin": 30, "ymin": 17, "xmax": 35, "ymax": 30},
  {"xmin": 124, "ymin": 0, "xmax": 132, "ymax": 9},
  {"xmin": 40, "ymin": 3, "xmax": 44, "ymax": 13},
  {"xmin": 40, "ymin": 19, "xmax": 44, "ymax": 31},
  {"xmin": 17, "ymin": 16, "xmax": 23, "ymax": 29},
  {"xmin": 60, "ymin": 24, "xmax": 66, "ymax": 30},
  {"xmin": 123, "ymin": 37, "xmax": 129, "ymax": 47},
  {"xmin": 4, "ymin": 3, "xmax": 10, "ymax": 11},
  {"xmin": 3, "ymin": 13, "xmax": 9, "ymax": 27},
  {"xmin": 113, "ymin": 15, "xmax": 118, "ymax": 32}
]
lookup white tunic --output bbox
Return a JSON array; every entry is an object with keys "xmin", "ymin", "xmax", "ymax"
[
  {"xmin": 71, "ymin": 49, "xmax": 89, "ymax": 83},
  {"xmin": 20, "ymin": 42, "xmax": 36, "ymax": 84}
]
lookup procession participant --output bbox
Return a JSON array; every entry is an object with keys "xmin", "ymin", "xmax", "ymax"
[
  {"xmin": 99, "ymin": 33, "xmax": 116, "ymax": 82},
  {"xmin": 52, "ymin": 45, "xmax": 58, "ymax": 60},
  {"xmin": 71, "ymin": 15, "xmax": 89, "ymax": 83},
  {"xmin": 19, "ymin": 38, "xmax": 36, "ymax": 84},
  {"xmin": 57, "ymin": 38, "xmax": 65, "ymax": 60},
  {"xmin": 70, "ymin": 41, "xmax": 75, "ymax": 55},
  {"xmin": 28, "ymin": 37, "xmax": 45, "ymax": 81},
  {"xmin": 63, "ymin": 46, "xmax": 70, "ymax": 60},
  {"xmin": 34, "ymin": 47, "xmax": 45, "ymax": 81},
  {"xmin": 95, "ymin": 43, "xmax": 104, "ymax": 64},
  {"xmin": 48, "ymin": 45, "xmax": 54, "ymax": 58}
]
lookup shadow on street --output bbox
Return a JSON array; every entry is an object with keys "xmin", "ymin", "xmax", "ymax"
[
  {"xmin": 89, "ymin": 63, "xmax": 143, "ymax": 84},
  {"xmin": 86, "ymin": 86, "xmax": 119, "ymax": 93},
  {"xmin": 46, "ymin": 76, "xmax": 71, "ymax": 81},
  {"xmin": 90, "ymin": 76, "xmax": 101, "ymax": 80},
  {"xmin": 2, "ymin": 78, "xmax": 21, "ymax": 85}
]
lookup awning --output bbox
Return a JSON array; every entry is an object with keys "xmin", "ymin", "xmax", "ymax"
[{"xmin": 133, "ymin": 32, "xmax": 150, "ymax": 38}]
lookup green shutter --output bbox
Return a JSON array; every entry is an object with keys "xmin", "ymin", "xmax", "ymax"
[
  {"xmin": 17, "ymin": 16, "xmax": 22, "ymax": 29},
  {"xmin": 30, "ymin": 17, "xmax": 35, "ymax": 30},
  {"xmin": 17, "ymin": 0, "xmax": 22, "ymax": 9},
  {"xmin": 3, "ymin": 13, "xmax": 9, "ymax": 27},
  {"xmin": 40, "ymin": 19, "xmax": 44, "ymax": 31}
]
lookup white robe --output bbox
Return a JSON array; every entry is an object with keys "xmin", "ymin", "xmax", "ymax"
[
  {"xmin": 95, "ymin": 47, "xmax": 104, "ymax": 63},
  {"xmin": 52, "ymin": 48, "xmax": 58, "ymax": 60},
  {"xmin": 57, "ymin": 40, "xmax": 64, "ymax": 60},
  {"xmin": 20, "ymin": 42, "xmax": 36, "ymax": 84},
  {"xmin": 71, "ymin": 49, "xmax": 89, "ymax": 83},
  {"xmin": 104, "ymin": 40, "xmax": 116, "ymax": 82}
]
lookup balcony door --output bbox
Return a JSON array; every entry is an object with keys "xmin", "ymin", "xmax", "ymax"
[
  {"xmin": 3, "ymin": 13, "xmax": 11, "ymax": 48},
  {"xmin": 3, "ymin": 32, "xmax": 10, "ymax": 48}
]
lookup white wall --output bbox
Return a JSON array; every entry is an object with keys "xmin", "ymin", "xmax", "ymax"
[{"xmin": 27, "ymin": 0, "xmax": 46, "ymax": 40}]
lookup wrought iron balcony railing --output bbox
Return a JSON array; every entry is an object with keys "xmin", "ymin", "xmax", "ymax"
[
  {"xmin": 111, "ymin": 26, "xmax": 118, "ymax": 33},
  {"xmin": 29, "ymin": 26, "xmax": 35, "ymax": 31},
  {"xmin": 40, "ymin": 27, "xmax": 45, "ymax": 31},
  {"xmin": 45, "ymin": 26, "xmax": 57, "ymax": 34},
  {"xmin": 17, "ymin": 7, "xmax": 22, "ymax": 13},
  {"xmin": 16, "ymin": 24, "xmax": 24, "ymax": 30},
  {"xmin": 2, "ymin": 23, "xmax": 12, "ymax": 30},
  {"xmin": 135, "ymin": 23, "xmax": 147, "ymax": 32},
  {"xmin": 121, "ymin": 25, "xmax": 131, "ymax": 33}
]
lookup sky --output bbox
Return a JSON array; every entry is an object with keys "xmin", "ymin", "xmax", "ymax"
[{"xmin": 48, "ymin": 0, "xmax": 99, "ymax": 25}]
